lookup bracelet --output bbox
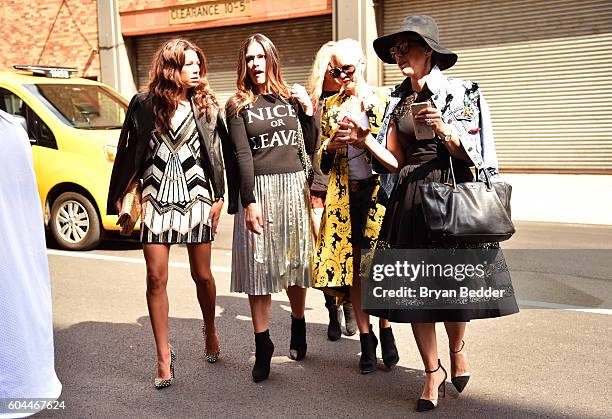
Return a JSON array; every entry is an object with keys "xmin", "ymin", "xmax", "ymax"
[{"xmin": 437, "ymin": 124, "xmax": 454, "ymax": 143}]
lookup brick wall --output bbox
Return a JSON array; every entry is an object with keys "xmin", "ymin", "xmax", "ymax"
[
  {"xmin": 119, "ymin": 0, "xmax": 189, "ymax": 13},
  {"xmin": 0, "ymin": 0, "xmax": 99, "ymax": 78}
]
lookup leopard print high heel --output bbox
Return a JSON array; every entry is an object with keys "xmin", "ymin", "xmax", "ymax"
[
  {"xmin": 202, "ymin": 324, "xmax": 221, "ymax": 363},
  {"xmin": 154, "ymin": 347, "xmax": 176, "ymax": 389}
]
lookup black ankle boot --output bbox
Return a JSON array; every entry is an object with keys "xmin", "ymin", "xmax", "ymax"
[
  {"xmin": 343, "ymin": 305, "xmax": 357, "ymax": 336},
  {"xmin": 359, "ymin": 325, "xmax": 378, "ymax": 374},
  {"xmin": 327, "ymin": 305, "xmax": 342, "ymax": 341},
  {"xmin": 324, "ymin": 294, "xmax": 342, "ymax": 341},
  {"xmin": 379, "ymin": 326, "xmax": 399, "ymax": 369},
  {"xmin": 252, "ymin": 330, "xmax": 274, "ymax": 382},
  {"xmin": 289, "ymin": 315, "xmax": 307, "ymax": 360}
]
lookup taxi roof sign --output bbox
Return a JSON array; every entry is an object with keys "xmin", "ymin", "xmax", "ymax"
[{"xmin": 13, "ymin": 65, "xmax": 78, "ymax": 79}]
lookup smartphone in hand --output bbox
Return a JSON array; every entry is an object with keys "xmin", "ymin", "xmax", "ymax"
[{"xmin": 411, "ymin": 101, "xmax": 435, "ymax": 140}]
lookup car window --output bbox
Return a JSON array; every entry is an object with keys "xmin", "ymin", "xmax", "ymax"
[
  {"xmin": 24, "ymin": 84, "xmax": 128, "ymax": 130},
  {"xmin": 0, "ymin": 87, "xmax": 57, "ymax": 149},
  {"xmin": 0, "ymin": 87, "xmax": 25, "ymax": 115}
]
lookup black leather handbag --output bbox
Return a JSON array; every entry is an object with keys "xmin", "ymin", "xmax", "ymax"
[{"xmin": 419, "ymin": 157, "xmax": 515, "ymax": 243}]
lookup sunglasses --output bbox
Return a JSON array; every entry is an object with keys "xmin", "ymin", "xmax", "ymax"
[
  {"xmin": 329, "ymin": 64, "xmax": 356, "ymax": 79},
  {"xmin": 389, "ymin": 40, "xmax": 423, "ymax": 60}
]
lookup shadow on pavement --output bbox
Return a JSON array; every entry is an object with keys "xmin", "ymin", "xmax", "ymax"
[{"xmin": 48, "ymin": 296, "xmax": 578, "ymax": 418}]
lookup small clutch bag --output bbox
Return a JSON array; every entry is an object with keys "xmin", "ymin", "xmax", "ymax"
[{"xmin": 117, "ymin": 179, "xmax": 142, "ymax": 236}]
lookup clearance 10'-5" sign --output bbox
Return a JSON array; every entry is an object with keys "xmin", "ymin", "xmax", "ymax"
[{"xmin": 169, "ymin": 0, "xmax": 251, "ymax": 24}]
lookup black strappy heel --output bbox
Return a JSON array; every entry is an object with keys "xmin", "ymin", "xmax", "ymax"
[
  {"xmin": 416, "ymin": 359, "xmax": 447, "ymax": 412},
  {"xmin": 450, "ymin": 340, "xmax": 471, "ymax": 393}
]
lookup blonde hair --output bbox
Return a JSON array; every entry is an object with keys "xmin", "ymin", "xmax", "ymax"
[
  {"xmin": 330, "ymin": 38, "xmax": 367, "ymax": 97},
  {"xmin": 307, "ymin": 41, "xmax": 336, "ymax": 108}
]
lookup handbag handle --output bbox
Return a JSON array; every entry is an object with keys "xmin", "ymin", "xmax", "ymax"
[{"xmin": 447, "ymin": 155, "xmax": 493, "ymax": 191}]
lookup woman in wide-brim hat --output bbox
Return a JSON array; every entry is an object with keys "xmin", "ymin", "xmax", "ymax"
[{"xmin": 353, "ymin": 15, "xmax": 519, "ymax": 411}]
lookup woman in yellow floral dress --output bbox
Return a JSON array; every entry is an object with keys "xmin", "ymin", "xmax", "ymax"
[{"xmin": 313, "ymin": 38, "xmax": 399, "ymax": 374}]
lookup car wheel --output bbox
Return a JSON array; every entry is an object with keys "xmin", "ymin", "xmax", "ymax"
[{"xmin": 50, "ymin": 192, "xmax": 102, "ymax": 251}]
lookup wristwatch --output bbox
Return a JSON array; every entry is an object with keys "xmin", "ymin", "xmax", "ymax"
[
  {"xmin": 440, "ymin": 132, "xmax": 452, "ymax": 143},
  {"xmin": 439, "ymin": 126, "xmax": 453, "ymax": 143}
]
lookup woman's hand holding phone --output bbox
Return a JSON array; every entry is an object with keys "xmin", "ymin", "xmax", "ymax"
[{"xmin": 412, "ymin": 102, "xmax": 450, "ymax": 139}]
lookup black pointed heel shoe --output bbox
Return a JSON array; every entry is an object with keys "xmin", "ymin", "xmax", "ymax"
[
  {"xmin": 416, "ymin": 359, "xmax": 447, "ymax": 412},
  {"xmin": 252, "ymin": 330, "xmax": 274, "ymax": 382},
  {"xmin": 359, "ymin": 324, "xmax": 378, "ymax": 374},
  {"xmin": 379, "ymin": 326, "xmax": 399, "ymax": 369},
  {"xmin": 289, "ymin": 315, "xmax": 307, "ymax": 360},
  {"xmin": 154, "ymin": 347, "xmax": 176, "ymax": 389},
  {"xmin": 450, "ymin": 340, "xmax": 471, "ymax": 393}
]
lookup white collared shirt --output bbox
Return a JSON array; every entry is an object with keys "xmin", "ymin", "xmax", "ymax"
[{"xmin": 0, "ymin": 111, "xmax": 62, "ymax": 414}]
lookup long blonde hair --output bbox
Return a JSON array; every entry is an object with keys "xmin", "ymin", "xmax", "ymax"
[
  {"xmin": 330, "ymin": 38, "xmax": 368, "ymax": 97},
  {"xmin": 226, "ymin": 34, "xmax": 290, "ymax": 118},
  {"xmin": 307, "ymin": 41, "xmax": 335, "ymax": 108}
]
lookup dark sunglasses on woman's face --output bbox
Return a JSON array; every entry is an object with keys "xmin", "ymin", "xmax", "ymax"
[
  {"xmin": 329, "ymin": 64, "xmax": 356, "ymax": 78},
  {"xmin": 390, "ymin": 40, "xmax": 422, "ymax": 60}
]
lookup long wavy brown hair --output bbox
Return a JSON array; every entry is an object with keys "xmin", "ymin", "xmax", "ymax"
[
  {"xmin": 226, "ymin": 34, "xmax": 290, "ymax": 118},
  {"xmin": 147, "ymin": 38, "xmax": 218, "ymax": 133}
]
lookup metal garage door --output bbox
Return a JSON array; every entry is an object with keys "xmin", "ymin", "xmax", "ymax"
[
  {"xmin": 133, "ymin": 15, "xmax": 332, "ymax": 107},
  {"xmin": 382, "ymin": 0, "xmax": 612, "ymax": 172}
]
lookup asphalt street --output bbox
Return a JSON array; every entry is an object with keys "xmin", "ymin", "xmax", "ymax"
[{"xmin": 39, "ymin": 219, "xmax": 612, "ymax": 418}]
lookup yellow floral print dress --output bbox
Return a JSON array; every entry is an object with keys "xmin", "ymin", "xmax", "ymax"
[{"xmin": 312, "ymin": 86, "xmax": 389, "ymax": 293}]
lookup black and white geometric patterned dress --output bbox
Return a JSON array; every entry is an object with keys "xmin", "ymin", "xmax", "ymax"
[{"xmin": 140, "ymin": 109, "xmax": 213, "ymax": 244}]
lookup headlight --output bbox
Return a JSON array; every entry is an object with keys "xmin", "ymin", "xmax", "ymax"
[{"xmin": 103, "ymin": 145, "xmax": 117, "ymax": 163}]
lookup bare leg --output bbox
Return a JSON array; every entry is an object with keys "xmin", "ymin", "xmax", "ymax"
[
  {"xmin": 412, "ymin": 323, "xmax": 446, "ymax": 401},
  {"xmin": 349, "ymin": 245, "xmax": 371, "ymax": 334},
  {"xmin": 187, "ymin": 243, "xmax": 219, "ymax": 354},
  {"xmin": 248, "ymin": 294, "xmax": 272, "ymax": 333},
  {"xmin": 143, "ymin": 243, "xmax": 171, "ymax": 380},
  {"xmin": 286, "ymin": 285, "xmax": 306, "ymax": 319},
  {"xmin": 311, "ymin": 208, "xmax": 322, "ymax": 241},
  {"xmin": 444, "ymin": 322, "xmax": 470, "ymax": 377}
]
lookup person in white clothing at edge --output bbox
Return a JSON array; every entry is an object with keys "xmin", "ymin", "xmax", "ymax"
[{"xmin": 0, "ymin": 109, "xmax": 62, "ymax": 418}]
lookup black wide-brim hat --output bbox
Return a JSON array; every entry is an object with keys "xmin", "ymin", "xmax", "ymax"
[{"xmin": 373, "ymin": 15, "xmax": 458, "ymax": 70}]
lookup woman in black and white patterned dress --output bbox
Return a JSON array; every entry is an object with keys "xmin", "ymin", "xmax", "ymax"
[
  {"xmin": 108, "ymin": 39, "xmax": 229, "ymax": 389},
  {"xmin": 140, "ymin": 99, "xmax": 215, "ymax": 243}
]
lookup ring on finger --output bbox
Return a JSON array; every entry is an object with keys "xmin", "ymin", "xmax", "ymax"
[{"xmin": 425, "ymin": 118, "xmax": 434, "ymax": 125}]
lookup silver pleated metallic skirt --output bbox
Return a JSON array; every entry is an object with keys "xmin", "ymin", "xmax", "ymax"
[{"xmin": 231, "ymin": 171, "xmax": 312, "ymax": 295}]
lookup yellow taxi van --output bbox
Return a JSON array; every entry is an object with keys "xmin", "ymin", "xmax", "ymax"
[{"xmin": 0, "ymin": 65, "xmax": 129, "ymax": 250}]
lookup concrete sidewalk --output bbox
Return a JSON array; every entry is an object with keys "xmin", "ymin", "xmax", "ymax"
[{"xmin": 42, "ymin": 219, "xmax": 612, "ymax": 418}]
